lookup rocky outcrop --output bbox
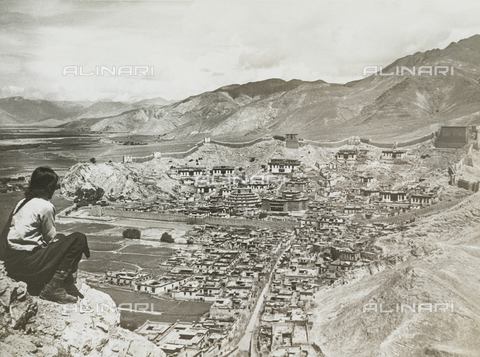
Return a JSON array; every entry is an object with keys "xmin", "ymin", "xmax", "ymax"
[
  {"xmin": 61, "ymin": 162, "xmax": 176, "ymax": 201},
  {"xmin": 0, "ymin": 262, "xmax": 166, "ymax": 357}
]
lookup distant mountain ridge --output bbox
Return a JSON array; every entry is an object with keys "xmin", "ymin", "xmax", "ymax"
[
  {"xmin": 2, "ymin": 35, "xmax": 480, "ymax": 140},
  {"xmin": 0, "ymin": 96, "xmax": 171, "ymax": 127},
  {"xmin": 213, "ymin": 78, "xmax": 325, "ymax": 99},
  {"xmin": 0, "ymin": 97, "xmax": 88, "ymax": 124}
]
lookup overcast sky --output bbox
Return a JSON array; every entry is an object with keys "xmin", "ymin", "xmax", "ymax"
[{"xmin": 1, "ymin": 0, "xmax": 480, "ymax": 102}]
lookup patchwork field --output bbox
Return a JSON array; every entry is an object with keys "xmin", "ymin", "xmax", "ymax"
[
  {"xmin": 0, "ymin": 190, "xmax": 210, "ymax": 330},
  {"xmin": 90, "ymin": 285, "xmax": 212, "ymax": 330}
]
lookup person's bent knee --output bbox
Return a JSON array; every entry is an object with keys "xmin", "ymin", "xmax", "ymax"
[
  {"xmin": 69, "ymin": 232, "xmax": 87, "ymax": 245},
  {"xmin": 72, "ymin": 232, "xmax": 86, "ymax": 239},
  {"xmin": 68, "ymin": 232, "xmax": 90, "ymax": 258}
]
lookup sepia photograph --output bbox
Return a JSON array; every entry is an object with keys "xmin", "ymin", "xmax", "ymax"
[{"xmin": 1, "ymin": 0, "xmax": 480, "ymax": 356}]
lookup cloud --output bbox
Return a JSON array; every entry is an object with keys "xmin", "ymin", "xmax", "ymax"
[{"xmin": 1, "ymin": 0, "xmax": 480, "ymax": 101}]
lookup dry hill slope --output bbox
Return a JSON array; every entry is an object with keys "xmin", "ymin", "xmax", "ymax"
[
  {"xmin": 309, "ymin": 191, "xmax": 480, "ymax": 357},
  {"xmin": 59, "ymin": 35, "xmax": 480, "ymax": 141},
  {"xmin": 0, "ymin": 97, "xmax": 87, "ymax": 125}
]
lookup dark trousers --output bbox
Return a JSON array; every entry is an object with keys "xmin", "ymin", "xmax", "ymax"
[{"xmin": 4, "ymin": 232, "xmax": 90, "ymax": 295}]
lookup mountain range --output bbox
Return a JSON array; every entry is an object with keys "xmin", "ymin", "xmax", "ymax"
[{"xmin": 2, "ymin": 35, "xmax": 480, "ymax": 140}]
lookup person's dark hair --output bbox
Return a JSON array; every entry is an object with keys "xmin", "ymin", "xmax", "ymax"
[{"xmin": 25, "ymin": 167, "xmax": 59, "ymax": 200}]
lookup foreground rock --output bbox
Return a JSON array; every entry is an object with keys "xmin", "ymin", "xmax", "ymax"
[{"xmin": 0, "ymin": 263, "xmax": 165, "ymax": 357}]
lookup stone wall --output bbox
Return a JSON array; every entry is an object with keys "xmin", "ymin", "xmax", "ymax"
[
  {"xmin": 161, "ymin": 141, "xmax": 204, "ymax": 159},
  {"xmin": 96, "ymin": 207, "xmax": 296, "ymax": 229},
  {"xmin": 396, "ymin": 132, "xmax": 436, "ymax": 148},
  {"xmin": 360, "ymin": 138, "xmax": 395, "ymax": 148},
  {"xmin": 120, "ymin": 131, "xmax": 439, "ymax": 165},
  {"xmin": 121, "ymin": 137, "xmax": 273, "ymax": 163},
  {"xmin": 209, "ymin": 136, "xmax": 272, "ymax": 148},
  {"xmin": 360, "ymin": 132, "xmax": 435, "ymax": 149},
  {"xmin": 302, "ymin": 138, "xmax": 351, "ymax": 148}
]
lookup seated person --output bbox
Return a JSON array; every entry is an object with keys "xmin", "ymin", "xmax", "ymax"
[{"xmin": 1, "ymin": 167, "xmax": 90, "ymax": 303}]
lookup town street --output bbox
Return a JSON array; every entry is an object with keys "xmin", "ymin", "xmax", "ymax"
[{"xmin": 237, "ymin": 241, "xmax": 292, "ymax": 353}]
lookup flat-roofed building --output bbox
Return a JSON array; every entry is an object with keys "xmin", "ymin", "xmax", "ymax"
[
  {"xmin": 381, "ymin": 150, "xmax": 407, "ymax": 160},
  {"xmin": 135, "ymin": 277, "xmax": 190, "ymax": 294},
  {"xmin": 435, "ymin": 126, "xmax": 476, "ymax": 148},
  {"xmin": 343, "ymin": 206, "xmax": 362, "ymax": 215},
  {"xmin": 331, "ymin": 247, "xmax": 361, "ymax": 262},
  {"xmin": 135, "ymin": 320, "xmax": 172, "ymax": 341},
  {"xmin": 360, "ymin": 188, "xmax": 380, "ymax": 197},
  {"xmin": 177, "ymin": 166, "xmax": 206, "ymax": 177},
  {"xmin": 262, "ymin": 190, "xmax": 309, "ymax": 212},
  {"xmin": 285, "ymin": 179, "xmax": 307, "ymax": 191},
  {"xmin": 268, "ymin": 159, "xmax": 301, "ymax": 174},
  {"xmin": 211, "ymin": 166, "xmax": 235, "ymax": 175},
  {"xmin": 153, "ymin": 322, "xmax": 209, "ymax": 356},
  {"xmin": 105, "ymin": 271, "xmax": 150, "ymax": 286},
  {"xmin": 335, "ymin": 149, "xmax": 357, "ymax": 162},
  {"xmin": 209, "ymin": 298, "xmax": 234, "ymax": 318},
  {"xmin": 380, "ymin": 190, "xmax": 407, "ymax": 202},
  {"xmin": 285, "ymin": 134, "xmax": 300, "ymax": 149},
  {"xmin": 359, "ymin": 175, "xmax": 374, "ymax": 183},
  {"xmin": 410, "ymin": 193, "xmax": 437, "ymax": 206},
  {"xmin": 197, "ymin": 185, "xmax": 216, "ymax": 194}
]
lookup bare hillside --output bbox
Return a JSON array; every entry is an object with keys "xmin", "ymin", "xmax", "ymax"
[
  {"xmin": 309, "ymin": 191, "xmax": 480, "ymax": 357},
  {"xmin": 54, "ymin": 35, "xmax": 480, "ymax": 141}
]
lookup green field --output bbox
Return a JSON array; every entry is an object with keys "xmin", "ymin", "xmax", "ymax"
[
  {"xmin": 0, "ymin": 135, "xmax": 213, "ymax": 332},
  {"xmin": 0, "ymin": 129, "xmax": 199, "ymax": 177},
  {"xmin": 88, "ymin": 241, "xmax": 123, "ymax": 251},
  {"xmin": 91, "ymin": 284, "xmax": 212, "ymax": 330},
  {"xmin": 118, "ymin": 244, "xmax": 174, "ymax": 255},
  {"xmin": 1, "ymin": 191, "xmax": 207, "ymax": 330},
  {"xmin": 1, "ymin": 199, "xmax": 179, "ymax": 275},
  {"xmin": 80, "ymin": 259, "xmax": 138, "ymax": 274},
  {"xmin": 57, "ymin": 221, "xmax": 117, "ymax": 235}
]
